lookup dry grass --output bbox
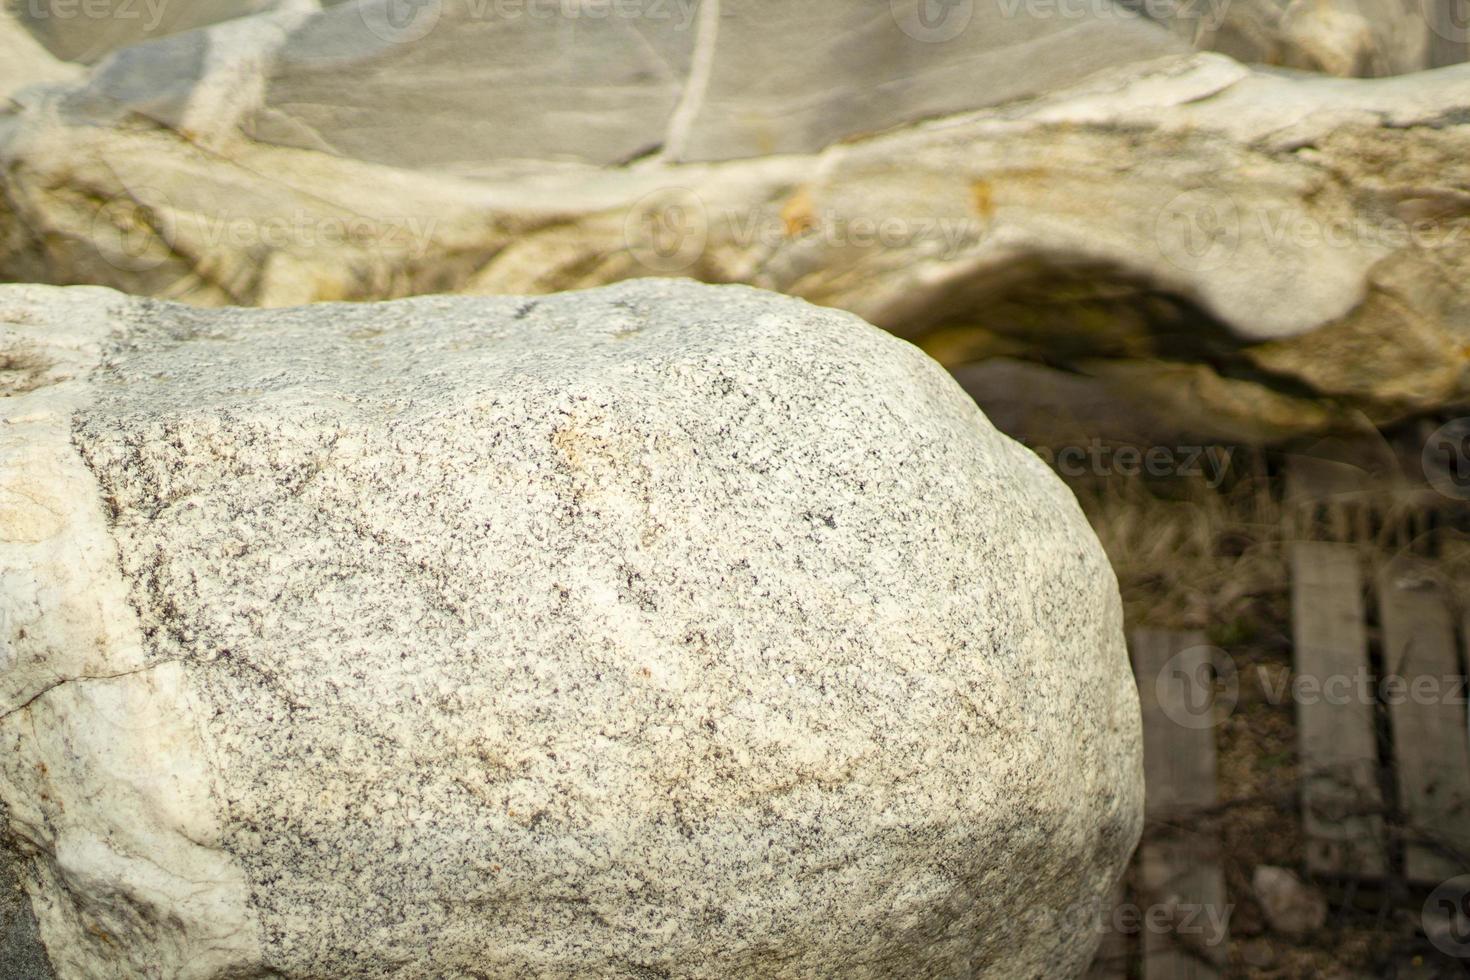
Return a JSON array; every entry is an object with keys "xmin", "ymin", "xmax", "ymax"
[{"xmin": 1068, "ymin": 450, "xmax": 1287, "ymax": 632}]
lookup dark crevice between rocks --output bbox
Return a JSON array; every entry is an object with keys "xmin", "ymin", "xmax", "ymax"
[
  {"xmin": 0, "ymin": 811, "xmax": 55, "ymax": 980},
  {"xmin": 908, "ymin": 258, "xmax": 1351, "ymax": 443}
]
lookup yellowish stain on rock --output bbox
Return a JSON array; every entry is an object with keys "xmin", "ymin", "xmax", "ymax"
[
  {"xmin": 971, "ymin": 179, "xmax": 995, "ymax": 219},
  {"xmin": 780, "ymin": 187, "xmax": 816, "ymax": 237}
]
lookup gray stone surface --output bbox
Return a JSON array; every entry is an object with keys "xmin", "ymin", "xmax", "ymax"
[
  {"xmin": 1, "ymin": 832, "xmax": 53, "ymax": 980},
  {"xmin": 44, "ymin": 0, "xmax": 1182, "ymax": 169},
  {"xmin": 8, "ymin": 0, "xmax": 280, "ymax": 64},
  {"xmin": 0, "ymin": 279, "xmax": 1141, "ymax": 978},
  {"xmin": 668, "ymin": 1, "xmax": 1181, "ymax": 161}
]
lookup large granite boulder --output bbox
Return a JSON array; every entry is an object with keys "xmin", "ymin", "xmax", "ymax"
[{"xmin": 0, "ymin": 279, "xmax": 1141, "ymax": 978}]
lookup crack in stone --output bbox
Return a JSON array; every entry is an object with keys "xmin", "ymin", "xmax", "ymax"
[{"xmin": 0, "ymin": 662, "xmax": 182, "ymax": 724}]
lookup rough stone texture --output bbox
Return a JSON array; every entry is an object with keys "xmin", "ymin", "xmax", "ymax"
[
  {"xmin": 1251, "ymin": 866, "xmax": 1328, "ymax": 937},
  {"xmin": 1144, "ymin": 0, "xmax": 1441, "ymax": 76},
  {"xmin": 0, "ymin": 279, "xmax": 1141, "ymax": 979},
  {"xmin": 5, "ymin": 46, "xmax": 1470, "ymax": 441}
]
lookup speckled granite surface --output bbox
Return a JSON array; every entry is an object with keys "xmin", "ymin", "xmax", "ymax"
[{"xmin": 0, "ymin": 279, "xmax": 1140, "ymax": 978}]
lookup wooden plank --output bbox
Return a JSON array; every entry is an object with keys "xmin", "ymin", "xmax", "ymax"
[
  {"xmin": 1131, "ymin": 630, "xmax": 1227, "ymax": 980},
  {"xmin": 1376, "ymin": 555, "xmax": 1470, "ymax": 883},
  {"xmin": 1135, "ymin": 630, "xmax": 1219, "ymax": 816},
  {"xmin": 1283, "ymin": 454, "xmax": 1367, "ymax": 543},
  {"xmin": 1290, "ymin": 541, "xmax": 1388, "ymax": 878}
]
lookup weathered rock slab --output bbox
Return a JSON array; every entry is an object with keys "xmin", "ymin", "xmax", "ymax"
[
  {"xmin": 0, "ymin": 279, "xmax": 1140, "ymax": 978},
  {"xmin": 4, "ymin": 45, "xmax": 1470, "ymax": 441}
]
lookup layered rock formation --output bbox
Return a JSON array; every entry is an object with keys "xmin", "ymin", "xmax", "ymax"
[{"xmin": 1, "ymin": 1, "xmax": 1467, "ymax": 443}]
